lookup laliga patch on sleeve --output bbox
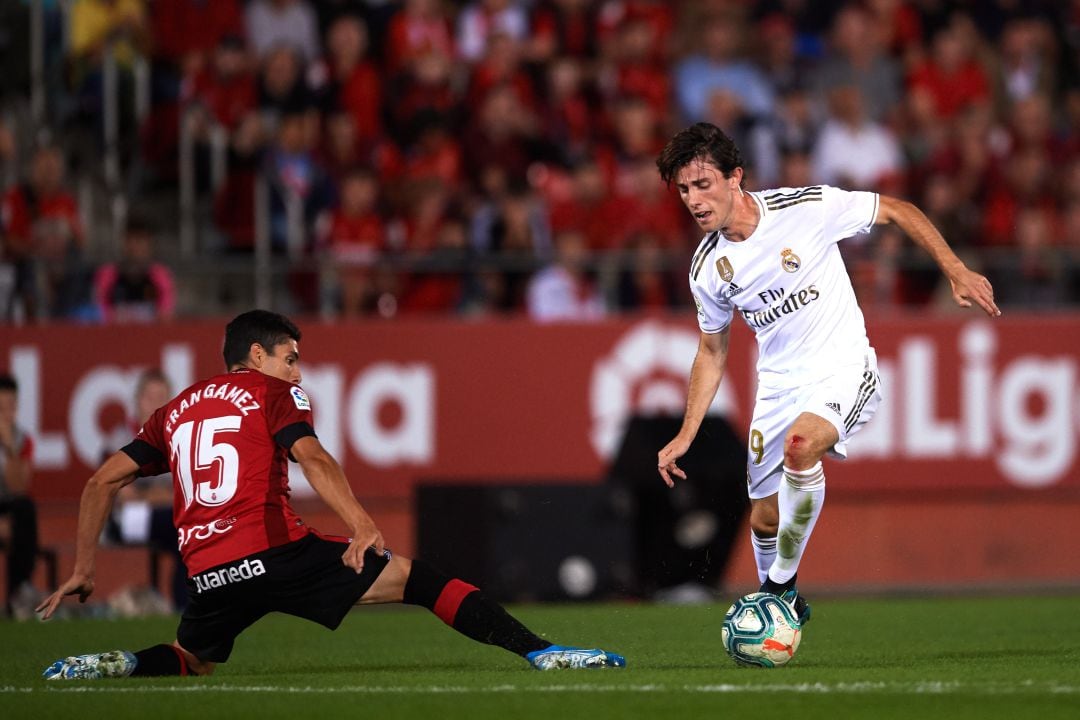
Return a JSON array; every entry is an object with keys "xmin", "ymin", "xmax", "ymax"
[{"xmin": 290, "ymin": 386, "xmax": 311, "ymax": 411}]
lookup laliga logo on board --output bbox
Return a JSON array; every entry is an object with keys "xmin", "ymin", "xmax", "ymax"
[{"xmin": 588, "ymin": 321, "xmax": 738, "ymax": 460}]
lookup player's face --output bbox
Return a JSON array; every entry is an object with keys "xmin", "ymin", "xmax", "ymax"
[
  {"xmin": 673, "ymin": 159, "xmax": 742, "ymax": 233},
  {"xmin": 260, "ymin": 340, "xmax": 302, "ymax": 385}
]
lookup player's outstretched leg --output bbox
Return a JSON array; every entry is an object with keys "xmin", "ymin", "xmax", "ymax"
[
  {"xmin": 44, "ymin": 644, "xmax": 200, "ymax": 680},
  {"xmin": 759, "ymin": 461, "xmax": 825, "ymax": 626},
  {"xmin": 401, "ymin": 559, "xmax": 625, "ymax": 670}
]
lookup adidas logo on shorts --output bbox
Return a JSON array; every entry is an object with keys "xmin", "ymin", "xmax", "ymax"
[{"xmin": 825, "ymin": 402, "xmax": 841, "ymax": 416}]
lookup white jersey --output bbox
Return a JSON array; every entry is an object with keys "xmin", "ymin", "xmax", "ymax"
[{"xmin": 689, "ymin": 185, "xmax": 879, "ymax": 390}]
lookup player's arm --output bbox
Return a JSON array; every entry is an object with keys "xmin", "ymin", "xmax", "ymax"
[
  {"xmin": 875, "ymin": 195, "xmax": 1001, "ymax": 317},
  {"xmin": 658, "ymin": 328, "xmax": 730, "ymax": 488},
  {"xmin": 36, "ymin": 451, "xmax": 139, "ymax": 619},
  {"xmin": 290, "ymin": 435, "xmax": 385, "ymax": 572}
]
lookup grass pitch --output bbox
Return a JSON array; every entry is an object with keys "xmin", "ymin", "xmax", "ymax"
[{"xmin": 3, "ymin": 595, "xmax": 1079, "ymax": 719}]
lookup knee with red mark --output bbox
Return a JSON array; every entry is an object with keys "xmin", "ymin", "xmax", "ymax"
[{"xmin": 784, "ymin": 433, "xmax": 818, "ymax": 470}]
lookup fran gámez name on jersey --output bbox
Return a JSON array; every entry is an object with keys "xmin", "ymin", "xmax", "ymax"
[
  {"xmin": 192, "ymin": 557, "xmax": 267, "ymax": 594},
  {"xmin": 178, "ymin": 515, "xmax": 238, "ymax": 550}
]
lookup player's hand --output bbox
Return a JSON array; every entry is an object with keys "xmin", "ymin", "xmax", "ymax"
[
  {"xmin": 342, "ymin": 517, "xmax": 385, "ymax": 574},
  {"xmin": 949, "ymin": 267, "xmax": 1001, "ymax": 318},
  {"xmin": 658, "ymin": 436, "xmax": 692, "ymax": 488},
  {"xmin": 36, "ymin": 573, "xmax": 95, "ymax": 620}
]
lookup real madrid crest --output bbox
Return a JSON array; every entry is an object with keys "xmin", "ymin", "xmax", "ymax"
[
  {"xmin": 780, "ymin": 248, "xmax": 801, "ymax": 273},
  {"xmin": 716, "ymin": 256, "xmax": 734, "ymax": 282}
]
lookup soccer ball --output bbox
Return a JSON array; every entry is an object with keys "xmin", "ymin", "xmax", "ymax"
[{"xmin": 721, "ymin": 592, "xmax": 802, "ymax": 667}]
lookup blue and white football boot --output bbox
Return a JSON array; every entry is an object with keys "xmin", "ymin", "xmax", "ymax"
[
  {"xmin": 43, "ymin": 651, "xmax": 136, "ymax": 680},
  {"xmin": 760, "ymin": 574, "xmax": 812, "ymax": 627},
  {"xmin": 778, "ymin": 587, "xmax": 811, "ymax": 627},
  {"xmin": 526, "ymin": 645, "xmax": 626, "ymax": 670}
]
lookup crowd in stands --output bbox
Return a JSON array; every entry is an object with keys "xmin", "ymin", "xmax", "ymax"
[{"xmin": 1, "ymin": 0, "xmax": 1079, "ymax": 323}]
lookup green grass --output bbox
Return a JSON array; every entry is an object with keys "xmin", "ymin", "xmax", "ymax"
[{"xmin": 4, "ymin": 596, "xmax": 1079, "ymax": 719}]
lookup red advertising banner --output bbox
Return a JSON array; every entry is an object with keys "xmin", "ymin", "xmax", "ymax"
[{"xmin": 3, "ymin": 313, "xmax": 1080, "ymax": 502}]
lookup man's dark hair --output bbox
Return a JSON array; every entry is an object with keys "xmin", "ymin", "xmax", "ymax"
[
  {"xmin": 0, "ymin": 374, "xmax": 16, "ymax": 393},
  {"xmin": 656, "ymin": 122, "xmax": 744, "ymax": 186},
  {"xmin": 222, "ymin": 310, "xmax": 302, "ymax": 368}
]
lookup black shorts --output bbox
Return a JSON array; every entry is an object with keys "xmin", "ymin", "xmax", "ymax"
[{"xmin": 176, "ymin": 533, "xmax": 391, "ymax": 663}]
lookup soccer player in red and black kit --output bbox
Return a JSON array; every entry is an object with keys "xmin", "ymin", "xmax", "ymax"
[{"xmin": 38, "ymin": 310, "xmax": 624, "ymax": 677}]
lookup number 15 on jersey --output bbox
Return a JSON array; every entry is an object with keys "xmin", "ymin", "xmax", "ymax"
[{"xmin": 170, "ymin": 416, "xmax": 243, "ymax": 508}]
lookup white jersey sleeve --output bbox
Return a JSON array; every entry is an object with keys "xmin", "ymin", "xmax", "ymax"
[
  {"xmin": 691, "ymin": 282, "xmax": 732, "ymax": 334},
  {"xmin": 822, "ymin": 185, "xmax": 879, "ymax": 243},
  {"xmin": 688, "ymin": 233, "xmax": 733, "ymax": 333}
]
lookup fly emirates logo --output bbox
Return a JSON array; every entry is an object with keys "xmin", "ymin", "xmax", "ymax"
[{"xmin": 740, "ymin": 286, "xmax": 821, "ymax": 330}]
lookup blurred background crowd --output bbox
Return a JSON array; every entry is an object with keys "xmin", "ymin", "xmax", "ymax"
[{"xmin": 0, "ymin": 0, "xmax": 1078, "ymax": 323}]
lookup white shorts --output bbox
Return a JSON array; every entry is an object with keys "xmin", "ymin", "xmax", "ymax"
[{"xmin": 745, "ymin": 351, "xmax": 883, "ymax": 500}]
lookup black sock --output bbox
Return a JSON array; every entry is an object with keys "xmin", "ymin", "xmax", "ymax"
[
  {"xmin": 403, "ymin": 559, "xmax": 551, "ymax": 657},
  {"xmin": 131, "ymin": 644, "xmax": 188, "ymax": 677},
  {"xmin": 760, "ymin": 572, "xmax": 798, "ymax": 595}
]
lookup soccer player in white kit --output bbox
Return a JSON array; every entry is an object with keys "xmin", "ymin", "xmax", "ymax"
[{"xmin": 655, "ymin": 123, "xmax": 1001, "ymax": 621}]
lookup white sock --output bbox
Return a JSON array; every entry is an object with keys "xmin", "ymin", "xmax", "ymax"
[
  {"xmin": 750, "ymin": 532, "xmax": 777, "ymax": 585},
  {"xmin": 768, "ymin": 462, "xmax": 825, "ymax": 585}
]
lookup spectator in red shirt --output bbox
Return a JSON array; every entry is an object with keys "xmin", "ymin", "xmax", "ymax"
[
  {"xmin": 595, "ymin": 95, "xmax": 664, "ymax": 196},
  {"xmin": 182, "ymin": 35, "xmax": 258, "ymax": 133},
  {"xmin": 538, "ymin": 56, "xmax": 597, "ymax": 165},
  {"xmin": 400, "ymin": 113, "xmax": 464, "ymax": 192},
  {"xmin": 151, "ymin": 0, "xmax": 244, "ymax": 77},
  {"xmin": 2, "ymin": 146, "xmax": 83, "ymax": 259},
  {"xmin": 319, "ymin": 168, "xmax": 385, "ymax": 317},
  {"xmin": 400, "ymin": 214, "xmax": 469, "ymax": 314},
  {"xmin": 981, "ymin": 146, "xmax": 1057, "ymax": 247},
  {"xmin": 314, "ymin": 15, "xmax": 382, "ymax": 146},
  {"xmin": 386, "ymin": 47, "xmax": 462, "ymax": 146},
  {"xmin": 141, "ymin": 0, "xmax": 246, "ymax": 179},
  {"xmin": 211, "ymin": 114, "xmax": 267, "ymax": 253},
  {"xmin": 386, "ymin": 48, "xmax": 463, "ymax": 146},
  {"xmin": 318, "ymin": 111, "xmax": 404, "ymax": 188},
  {"xmin": 596, "ymin": 0, "xmax": 673, "ymax": 64},
  {"xmin": 1, "ymin": 146, "xmax": 87, "ymax": 320},
  {"xmin": 547, "ymin": 158, "xmax": 611, "ymax": 250},
  {"xmin": 867, "ymin": 0, "xmax": 923, "ymax": 62},
  {"xmin": 603, "ymin": 16, "xmax": 670, "ymax": 125},
  {"xmin": 529, "ymin": 0, "xmax": 599, "ymax": 61},
  {"xmin": 907, "ymin": 21, "xmax": 990, "ymax": 120},
  {"xmin": 462, "ymin": 83, "xmax": 540, "ymax": 188},
  {"xmin": 466, "ymin": 31, "xmax": 537, "ymax": 112},
  {"xmin": 93, "ymin": 217, "xmax": 177, "ymax": 323},
  {"xmin": 384, "ymin": 0, "xmax": 456, "ymax": 74},
  {"xmin": 615, "ymin": 231, "xmax": 680, "ymax": 312}
]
